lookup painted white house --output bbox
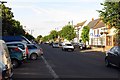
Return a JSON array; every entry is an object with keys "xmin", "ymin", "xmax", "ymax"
[{"xmin": 88, "ymin": 18, "xmax": 106, "ymax": 47}]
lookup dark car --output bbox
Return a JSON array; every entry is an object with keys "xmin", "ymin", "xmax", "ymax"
[
  {"xmin": 7, "ymin": 46, "xmax": 26, "ymax": 68},
  {"xmin": 105, "ymin": 46, "xmax": 120, "ymax": 68}
]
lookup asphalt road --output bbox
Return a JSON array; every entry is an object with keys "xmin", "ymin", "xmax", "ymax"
[{"xmin": 13, "ymin": 44, "xmax": 120, "ymax": 80}]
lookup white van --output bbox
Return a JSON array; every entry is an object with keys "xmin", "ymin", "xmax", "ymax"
[{"xmin": 0, "ymin": 40, "xmax": 13, "ymax": 79}]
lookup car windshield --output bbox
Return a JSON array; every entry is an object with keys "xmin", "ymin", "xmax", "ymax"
[
  {"xmin": 117, "ymin": 46, "xmax": 120, "ymax": 52},
  {"xmin": 66, "ymin": 44, "xmax": 72, "ymax": 46},
  {"xmin": 27, "ymin": 45, "xmax": 37, "ymax": 49},
  {"xmin": 7, "ymin": 43, "xmax": 25, "ymax": 50}
]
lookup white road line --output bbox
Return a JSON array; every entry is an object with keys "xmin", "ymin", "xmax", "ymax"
[{"xmin": 41, "ymin": 56, "xmax": 59, "ymax": 79}]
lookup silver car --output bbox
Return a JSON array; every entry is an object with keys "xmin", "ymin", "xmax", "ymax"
[
  {"xmin": 27, "ymin": 44, "xmax": 43, "ymax": 60},
  {"xmin": 0, "ymin": 40, "xmax": 13, "ymax": 79}
]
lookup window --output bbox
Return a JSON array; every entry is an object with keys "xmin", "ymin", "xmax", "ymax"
[
  {"xmin": 65, "ymin": 44, "xmax": 72, "ymax": 46},
  {"xmin": 7, "ymin": 43, "xmax": 25, "ymax": 50},
  {"xmin": 97, "ymin": 29, "xmax": 99, "ymax": 35},
  {"xmin": 110, "ymin": 47, "xmax": 115, "ymax": 52},
  {"xmin": 116, "ymin": 46, "xmax": 120, "ymax": 54},
  {"xmin": 27, "ymin": 45, "xmax": 37, "ymax": 49}
]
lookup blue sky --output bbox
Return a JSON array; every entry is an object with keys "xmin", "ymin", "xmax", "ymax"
[{"xmin": 4, "ymin": 0, "xmax": 104, "ymax": 38}]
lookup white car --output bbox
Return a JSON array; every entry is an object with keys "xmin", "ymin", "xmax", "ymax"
[
  {"xmin": 52, "ymin": 43, "xmax": 59, "ymax": 48},
  {"xmin": 62, "ymin": 43, "xmax": 74, "ymax": 51}
]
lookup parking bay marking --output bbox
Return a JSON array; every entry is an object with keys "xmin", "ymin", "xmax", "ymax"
[{"xmin": 41, "ymin": 56, "xmax": 59, "ymax": 79}]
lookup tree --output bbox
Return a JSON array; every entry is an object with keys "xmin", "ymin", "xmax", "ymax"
[
  {"xmin": 0, "ymin": 4, "xmax": 13, "ymax": 36},
  {"xmin": 25, "ymin": 33, "xmax": 35, "ymax": 41},
  {"xmin": 0, "ymin": 4, "xmax": 25, "ymax": 36},
  {"xmin": 81, "ymin": 26, "xmax": 90, "ymax": 44},
  {"xmin": 36, "ymin": 35, "xmax": 42, "ymax": 42},
  {"xmin": 42, "ymin": 35, "xmax": 49, "ymax": 42},
  {"xmin": 98, "ymin": 1, "xmax": 120, "ymax": 44},
  {"xmin": 49, "ymin": 30, "xmax": 58, "ymax": 41},
  {"xmin": 60, "ymin": 25, "xmax": 76, "ymax": 41}
]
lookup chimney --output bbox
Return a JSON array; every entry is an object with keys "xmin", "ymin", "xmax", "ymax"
[{"xmin": 92, "ymin": 18, "xmax": 94, "ymax": 21}]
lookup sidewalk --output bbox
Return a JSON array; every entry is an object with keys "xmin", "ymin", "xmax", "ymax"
[{"xmin": 80, "ymin": 47, "xmax": 106, "ymax": 52}]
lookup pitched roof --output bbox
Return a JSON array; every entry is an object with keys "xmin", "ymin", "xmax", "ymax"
[
  {"xmin": 74, "ymin": 20, "xmax": 87, "ymax": 27},
  {"xmin": 87, "ymin": 19, "xmax": 100, "ymax": 28},
  {"xmin": 93, "ymin": 21, "xmax": 105, "ymax": 29}
]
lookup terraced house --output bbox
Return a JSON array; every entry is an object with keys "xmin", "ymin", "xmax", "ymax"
[{"xmin": 87, "ymin": 18, "xmax": 116, "ymax": 51}]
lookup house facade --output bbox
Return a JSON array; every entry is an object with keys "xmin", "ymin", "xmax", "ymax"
[
  {"xmin": 87, "ymin": 18, "xmax": 116, "ymax": 51},
  {"xmin": 105, "ymin": 25, "xmax": 116, "ymax": 51},
  {"xmin": 88, "ymin": 18, "xmax": 105, "ymax": 47}
]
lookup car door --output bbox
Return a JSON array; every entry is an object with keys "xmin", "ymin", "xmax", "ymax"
[
  {"xmin": 107, "ymin": 47, "xmax": 117, "ymax": 65},
  {"xmin": 113, "ymin": 46, "xmax": 120, "ymax": 66}
]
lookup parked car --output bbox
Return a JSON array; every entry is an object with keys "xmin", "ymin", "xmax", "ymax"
[
  {"xmin": 27, "ymin": 44, "xmax": 43, "ymax": 60},
  {"xmin": 52, "ymin": 43, "xmax": 59, "ymax": 48},
  {"xmin": 0, "ymin": 40, "xmax": 13, "ymax": 79},
  {"xmin": 78, "ymin": 42, "xmax": 86, "ymax": 50},
  {"xmin": 0, "ymin": 61, "xmax": 9, "ymax": 80},
  {"xmin": 105, "ymin": 46, "xmax": 120, "ymax": 68},
  {"xmin": 62, "ymin": 43, "xmax": 74, "ymax": 51},
  {"xmin": 6, "ymin": 41, "xmax": 28, "ymax": 59},
  {"xmin": 7, "ymin": 46, "xmax": 26, "ymax": 68}
]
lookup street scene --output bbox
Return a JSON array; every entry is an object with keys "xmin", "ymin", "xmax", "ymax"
[
  {"xmin": 13, "ymin": 44, "xmax": 120, "ymax": 80},
  {"xmin": 0, "ymin": 0, "xmax": 120, "ymax": 80}
]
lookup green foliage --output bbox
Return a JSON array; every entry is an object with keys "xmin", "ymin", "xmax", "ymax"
[
  {"xmin": 0, "ymin": 4, "xmax": 25, "ymax": 36},
  {"xmin": 25, "ymin": 33, "xmax": 35, "ymax": 41},
  {"xmin": 81, "ymin": 26, "xmax": 90, "ymax": 43},
  {"xmin": 50, "ymin": 30, "xmax": 58, "ymax": 40},
  {"xmin": 60, "ymin": 25, "xmax": 76, "ymax": 41},
  {"xmin": 36, "ymin": 35, "xmax": 42, "ymax": 42},
  {"xmin": 98, "ymin": 2, "xmax": 120, "ymax": 29},
  {"xmin": 98, "ymin": 1, "xmax": 120, "ymax": 44},
  {"xmin": 49, "ymin": 30, "xmax": 58, "ymax": 41},
  {"xmin": 42, "ymin": 35, "xmax": 49, "ymax": 42}
]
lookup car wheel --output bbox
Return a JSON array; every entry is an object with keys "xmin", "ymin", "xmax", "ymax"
[
  {"xmin": 105, "ymin": 58, "xmax": 111, "ymax": 67},
  {"xmin": 72, "ymin": 49, "xmax": 74, "ymax": 51},
  {"xmin": 12, "ymin": 59, "xmax": 19, "ymax": 68},
  {"xmin": 30, "ymin": 54, "xmax": 37, "ymax": 60}
]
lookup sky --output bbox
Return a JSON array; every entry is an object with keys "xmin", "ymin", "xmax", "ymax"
[{"xmin": 3, "ymin": 0, "xmax": 104, "ymax": 38}]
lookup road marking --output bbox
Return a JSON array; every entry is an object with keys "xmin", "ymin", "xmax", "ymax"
[{"xmin": 41, "ymin": 56, "xmax": 59, "ymax": 79}]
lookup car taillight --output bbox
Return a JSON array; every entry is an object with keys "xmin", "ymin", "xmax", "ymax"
[
  {"xmin": 26, "ymin": 47, "xmax": 29, "ymax": 55},
  {"xmin": 14, "ymin": 47, "xmax": 20, "ymax": 52}
]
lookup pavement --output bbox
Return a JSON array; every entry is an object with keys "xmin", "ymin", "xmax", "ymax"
[{"xmin": 80, "ymin": 47, "xmax": 106, "ymax": 53}]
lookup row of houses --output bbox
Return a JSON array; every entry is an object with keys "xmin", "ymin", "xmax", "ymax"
[{"xmin": 75, "ymin": 18, "xmax": 116, "ymax": 51}]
